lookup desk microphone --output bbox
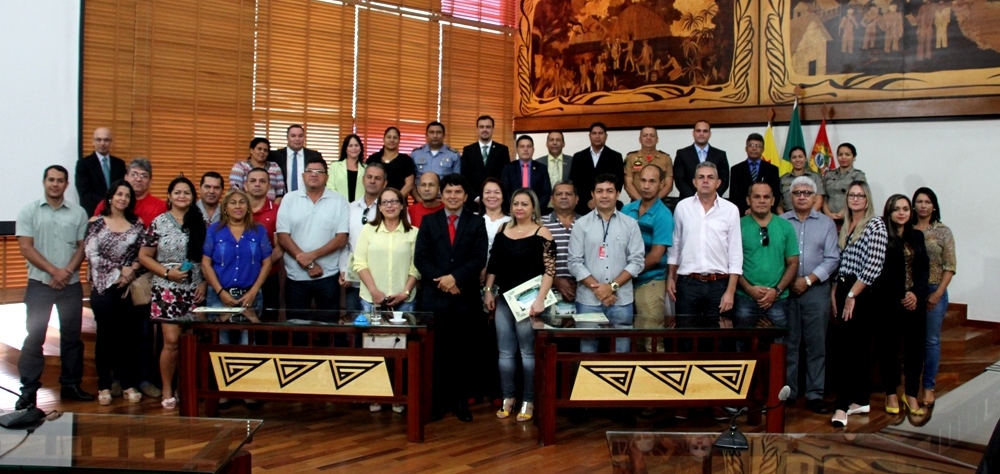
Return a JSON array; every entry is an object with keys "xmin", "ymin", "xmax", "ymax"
[{"xmin": 714, "ymin": 385, "xmax": 791, "ymax": 450}]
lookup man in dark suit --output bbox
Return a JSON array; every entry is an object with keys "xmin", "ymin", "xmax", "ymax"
[
  {"xmin": 268, "ymin": 124, "xmax": 323, "ymax": 193},
  {"xmin": 569, "ymin": 122, "xmax": 624, "ymax": 216},
  {"xmin": 674, "ymin": 120, "xmax": 730, "ymax": 200},
  {"xmin": 460, "ymin": 115, "xmax": 510, "ymax": 211},
  {"xmin": 729, "ymin": 133, "xmax": 781, "ymax": 216},
  {"xmin": 75, "ymin": 127, "xmax": 126, "ymax": 216},
  {"xmin": 500, "ymin": 135, "xmax": 552, "ymax": 212},
  {"xmin": 414, "ymin": 173, "xmax": 488, "ymax": 423}
]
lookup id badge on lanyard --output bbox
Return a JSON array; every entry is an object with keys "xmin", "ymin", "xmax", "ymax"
[{"xmin": 598, "ymin": 244, "xmax": 607, "ymax": 259}]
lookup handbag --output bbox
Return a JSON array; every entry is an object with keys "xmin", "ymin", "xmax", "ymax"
[{"xmin": 122, "ymin": 272, "xmax": 153, "ymax": 306}]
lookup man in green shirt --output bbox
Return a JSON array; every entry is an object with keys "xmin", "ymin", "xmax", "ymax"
[
  {"xmin": 733, "ymin": 182, "xmax": 799, "ymax": 351},
  {"xmin": 14, "ymin": 165, "xmax": 91, "ymax": 409}
]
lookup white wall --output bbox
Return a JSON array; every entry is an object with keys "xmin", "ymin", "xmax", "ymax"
[
  {"xmin": 521, "ymin": 119, "xmax": 1000, "ymax": 322},
  {"xmin": 0, "ymin": 2, "xmax": 81, "ymax": 223}
]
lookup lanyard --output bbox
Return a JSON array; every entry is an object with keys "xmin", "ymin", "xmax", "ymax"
[{"xmin": 601, "ymin": 214, "xmax": 614, "ymax": 244}]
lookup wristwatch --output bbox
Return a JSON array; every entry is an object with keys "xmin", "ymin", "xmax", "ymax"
[
  {"xmin": 307, "ymin": 262, "xmax": 316, "ymax": 270},
  {"xmin": 847, "ymin": 291, "xmax": 856, "ymax": 299},
  {"xmin": 610, "ymin": 282, "xmax": 620, "ymax": 293},
  {"xmin": 804, "ymin": 276, "xmax": 813, "ymax": 287},
  {"xmin": 483, "ymin": 286, "xmax": 492, "ymax": 294}
]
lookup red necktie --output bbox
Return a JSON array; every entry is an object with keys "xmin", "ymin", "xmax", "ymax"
[
  {"xmin": 522, "ymin": 161, "xmax": 530, "ymax": 188},
  {"xmin": 448, "ymin": 214, "xmax": 458, "ymax": 245}
]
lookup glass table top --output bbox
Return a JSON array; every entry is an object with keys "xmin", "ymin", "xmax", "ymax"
[
  {"xmin": 606, "ymin": 431, "xmax": 978, "ymax": 473},
  {"xmin": 0, "ymin": 413, "xmax": 261, "ymax": 472},
  {"xmin": 158, "ymin": 309, "xmax": 433, "ymax": 328}
]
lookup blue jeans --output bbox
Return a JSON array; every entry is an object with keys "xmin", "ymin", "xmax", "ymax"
[
  {"xmin": 923, "ymin": 284, "xmax": 948, "ymax": 390},
  {"xmin": 732, "ymin": 293, "xmax": 788, "ymax": 344},
  {"xmin": 206, "ymin": 288, "xmax": 262, "ymax": 345},
  {"xmin": 345, "ymin": 285, "xmax": 363, "ymax": 313},
  {"xmin": 494, "ymin": 298, "xmax": 535, "ymax": 401},
  {"xmin": 360, "ymin": 300, "xmax": 415, "ymax": 312},
  {"xmin": 576, "ymin": 302, "xmax": 634, "ymax": 353},
  {"xmin": 285, "ymin": 275, "xmax": 340, "ymax": 321}
]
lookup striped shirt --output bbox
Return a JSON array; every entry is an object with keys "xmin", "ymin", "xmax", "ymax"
[
  {"xmin": 543, "ymin": 212, "xmax": 578, "ymax": 278},
  {"xmin": 837, "ymin": 217, "xmax": 887, "ymax": 285}
]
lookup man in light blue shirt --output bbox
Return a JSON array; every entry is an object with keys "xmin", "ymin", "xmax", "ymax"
[
  {"xmin": 568, "ymin": 174, "xmax": 645, "ymax": 353},
  {"xmin": 410, "ymin": 121, "xmax": 460, "ymax": 195}
]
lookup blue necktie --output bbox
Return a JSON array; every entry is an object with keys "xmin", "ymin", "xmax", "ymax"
[
  {"xmin": 698, "ymin": 148, "xmax": 706, "ymax": 163},
  {"xmin": 750, "ymin": 161, "xmax": 759, "ymax": 181},
  {"xmin": 101, "ymin": 156, "xmax": 111, "ymax": 187}
]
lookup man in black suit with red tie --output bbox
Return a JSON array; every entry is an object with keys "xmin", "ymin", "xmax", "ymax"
[
  {"xmin": 673, "ymin": 120, "xmax": 730, "ymax": 200},
  {"xmin": 76, "ymin": 127, "xmax": 126, "ymax": 216},
  {"xmin": 569, "ymin": 122, "xmax": 624, "ymax": 216},
  {"xmin": 268, "ymin": 124, "xmax": 323, "ymax": 193},
  {"xmin": 414, "ymin": 173, "xmax": 488, "ymax": 422},
  {"xmin": 500, "ymin": 135, "xmax": 552, "ymax": 212},
  {"xmin": 729, "ymin": 133, "xmax": 781, "ymax": 215},
  {"xmin": 460, "ymin": 115, "xmax": 510, "ymax": 211}
]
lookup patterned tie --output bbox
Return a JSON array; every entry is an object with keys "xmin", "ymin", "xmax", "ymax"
[
  {"xmin": 482, "ymin": 145, "xmax": 489, "ymax": 165},
  {"xmin": 291, "ymin": 151, "xmax": 299, "ymax": 191},
  {"xmin": 522, "ymin": 161, "xmax": 530, "ymax": 188},
  {"xmin": 750, "ymin": 160, "xmax": 759, "ymax": 181},
  {"xmin": 448, "ymin": 214, "xmax": 459, "ymax": 245},
  {"xmin": 101, "ymin": 156, "xmax": 111, "ymax": 187}
]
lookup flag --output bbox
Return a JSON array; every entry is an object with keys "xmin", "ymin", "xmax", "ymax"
[
  {"xmin": 810, "ymin": 118, "xmax": 834, "ymax": 174},
  {"xmin": 781, "ymin": 101, "xmax": 804, "ymax": 176},
  {"xmin": 762, "ymin": 122, "xmax": 781, "ymax": 170}
]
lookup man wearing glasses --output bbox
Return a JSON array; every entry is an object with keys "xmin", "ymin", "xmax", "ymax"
[
  {"xmin": 276, "ymin": 158, "xmax": 350, "ymax": 319},
  {"xmin": 781, "ymin": 177, "xmax": 840, "ymax": 413},
  {"xmin": 339, "ymin": 162, "xmax": 387, "ymax": 312},
  {"xmin": 732, "ymin": 182, "xmax": 798, "ymax": 352},
  {"xmin": 92, "ymin": 158, "xmax": 166, "ymax": 229},
  {"xmin": 728, "ymin": 133, "xmax": 780, "ymax": 216},
  {"xmin": 76, "ymin": 127, "xmax": 126, "ymax": 217}
]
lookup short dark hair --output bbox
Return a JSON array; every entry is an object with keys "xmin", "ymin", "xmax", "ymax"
[
  {"xmin": 43, "ymin": 165, "xmax": 69, "ymax": 181},
  {"xmin": 247, "ymin": 167, "xmax": 270, "ymax": 179},
  {"xmin": 250, "ymin": 137, "xmax": 270, "ymax": 150},
  {"xmin": 200, "ymin": 171, "xmax": 224, "ymax": 186},
  {"xmin": 477, "ymin": 115, "xmax": 494, "ymax": 127},
  {"xmin": 746, "ymin": 133, "xmax": 764, "ymax": 144},
  {"xmin": 304, "ymin": 156, "xmax": 328, "ymax": 173},
  {"xmin": 694, "ymin": 119, "xmax": 711, "ymax": 129},
  {"xmin": 478, "ymin": 177, "xmax": 504, "ymax": 215},
  {"xmin": 640, "ymin": 163, "xmax": 664, "ymax": 181},
  {"xmin": 552, "ymin": 179, "xmax": 576, "ymax": 195},
  {"xmin": 789, "ymin": 145, "xmax": 807, "ymax": 157},
  {"xmin": 594, "ymin": 173, "xmax": 618, "ymax": 188},
  {"xmin": 426, "ymin": 121, "xmax": 445, "ymax": 134},
  {"xmin": 440, "ymin": 173, "xmax": 470, "ymax": 195},
  {"xmin": 547, "ymin": 131, "xmax": 565, "ymax": 140},
  {"xmin": 748, "ymin": 181, "xmax": 773, "ymax": 197},
  {"xmin": 589, "ymin": 122, "xmax": 608, "ymax": 134},
  {"xmin": 364, "ymin": 161, "xmax": 387, "ymax": 177},
  {"xmin": 516, "ymin": 135, "xmax": 533, "ymax": 146},
  {"xmin": 287, "ymin": 124, "xmax": 304, "ymax": 136}
]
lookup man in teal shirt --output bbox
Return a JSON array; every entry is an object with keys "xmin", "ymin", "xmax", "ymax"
[
  {"xmin": 15, "ymin": 165, "xmax": 91, "ymax": 409},
  {"xmin": 733, "ymin": 182, "xmax": 799, "ymax": 351},
  {"xmin": 622, "ymin": 165, "xmax": 673, "ymax": 352}
]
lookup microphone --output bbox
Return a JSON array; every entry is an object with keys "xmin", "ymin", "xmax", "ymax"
[{"xmin": 714, "ymin": 385, "xmax": 790, "ymax": 450}]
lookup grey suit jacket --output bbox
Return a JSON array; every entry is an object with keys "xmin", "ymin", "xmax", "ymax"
[{"xmin": 536, "ymin": 154, "xmax": 573, "ymax": 185}]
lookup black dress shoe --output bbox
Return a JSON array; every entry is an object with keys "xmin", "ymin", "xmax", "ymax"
[
  {"xmin": 61, "ymin": 385, "xmax": 95, "ymax": 402},
  {"xmin": 454, "ymin": 405, "xmax": 473, "ymax": 423},
  {"xmin": 15, "ymin": 393, "xmax": 36, "ymax": 410},
  {"xmin": 806, "ymin": 399, "xmax": 829, "ymax": 414}
]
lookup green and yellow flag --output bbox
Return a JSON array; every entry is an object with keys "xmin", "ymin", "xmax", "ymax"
[{"xmin": 781, "ymin": 101, "xmax": 804, "ymax": 176}]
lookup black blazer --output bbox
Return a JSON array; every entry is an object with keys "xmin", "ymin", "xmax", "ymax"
[
  {"xmin": 568, "ymin": 147, "xmax": 624, "ymax": 216},
  {"xmin": 728, "ymin": 159, "xmax": 781, "ymax": 215},
  {"xmin": 500, "ymin": 160, "xmax": 552, "ymax": 212},
  {"xmin": 876, "ymin": 229, "xmax": 930, "ymax": 306},
  {"xmin": 673, "ymin": 144, "xmax": 730, "ymax": 199},
  {"xmin": 413, "ymin": 210, "xmax": 489, "ymax": 313},
  {"xmin": 268, "ymin": 147, "xmax": 323, "ymax": 191},
  {"xmin": 76, "ymin": 152, "xmax": 126, "ymax": 217},
  {"xmin": 460, "ymin": 142, "xmax": 510, "ymax": 211}
]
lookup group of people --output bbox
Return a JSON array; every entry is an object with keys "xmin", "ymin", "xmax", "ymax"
[{"xmin": 14, "ymin": 119, "xmax": 956, "ymax": 431}]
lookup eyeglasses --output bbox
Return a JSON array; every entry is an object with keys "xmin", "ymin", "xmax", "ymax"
[
  {"xmin": 747, "ymin": 143, "xmax": 763, "ymax": 149},
  {"xmin": 380, "ymin": 199, "xmax": 401, "ymax": 207},
  {"xmin": 128, "ymin": 172, "xmax": 150, "ymax": 180},
  {"xmin": 791, "ymin": 190, "xmax": 815, "ymax": 197},
  {"xmin": 304, "ymin": 169, "xmax": 327, "ymax": 175},
  {"xmin": 847, "ymin": 193, "xmax": 867, "ymax": 200},
  {"xmin": 759, "ymin": 226, "xmax": 770, "ymax": 247}
]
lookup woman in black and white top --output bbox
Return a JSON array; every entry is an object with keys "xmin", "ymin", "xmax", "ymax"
[{"xmin": 829, "ymin": 180, "xmax": 887, "ymax": 428}]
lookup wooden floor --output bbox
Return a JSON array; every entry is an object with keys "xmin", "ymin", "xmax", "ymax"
[{"xmin": 0, "ymin": 305, "xmax": 997, "ymax": 472}]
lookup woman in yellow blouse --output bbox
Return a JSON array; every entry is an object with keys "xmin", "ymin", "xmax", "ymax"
[
  {"xmin": 353, "ymin": 187, "xmax": 420, "ymax": 312},
  {"xmin": 328, "ymin": 134, "xmax": 367, "ymax": 202}
]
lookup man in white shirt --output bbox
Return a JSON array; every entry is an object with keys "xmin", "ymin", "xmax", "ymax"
[
  {"xmin": 339, "ymin": 162, "xmax": 387, "ymax": 312},
  {"xmin": 667, "ymin": 161, "xmax": 742, "ymax": 342},
  {"xmin": 276, "ymin": 158, "xmax": 349, "ymax": 320}
]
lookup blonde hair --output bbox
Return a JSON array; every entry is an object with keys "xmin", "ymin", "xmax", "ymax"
[
  {"xmin": 509, "ymin": 188, "xmax": 542, "ymax": 227},
  {"xmin": 838, "ymin": 181, "xmax": 875, "ymax": 249},
  {"xmin": 218, "ymin": 189, "xmax": 257, "ymax": 230}
]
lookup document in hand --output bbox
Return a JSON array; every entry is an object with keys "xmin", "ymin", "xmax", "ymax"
[{"xmin": 503, "ymin": 275, "xmax": 558, "ymax": 322}]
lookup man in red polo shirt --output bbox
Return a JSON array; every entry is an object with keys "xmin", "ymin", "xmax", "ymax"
[
  {"xmin": 408, "ymin": 171, "xmax": 444, "ymax": 227},
  {"xmin": 246, "ymin": 167, "xmax": 284, "ymax": 313},
  {"xmin": 93, "ymin": 158, "xmax": 166, "ymax": 229}
]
